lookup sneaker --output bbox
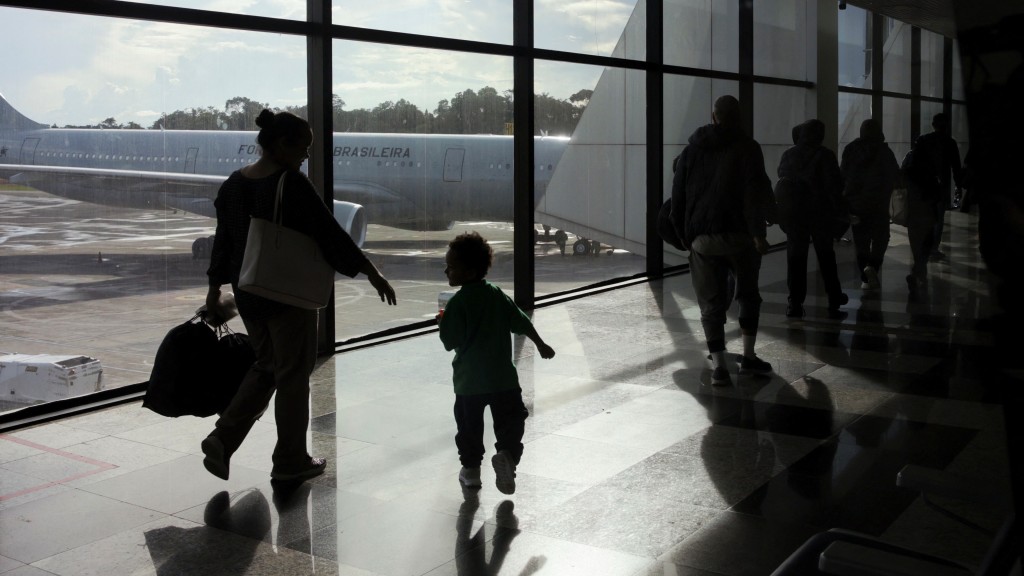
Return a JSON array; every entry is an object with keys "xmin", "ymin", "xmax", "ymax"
[
  {"xmin": 491, "ymin": 451, "xmax": 517, "ymax": 495},
  {"xmin": 271, "ymin": 457, "xmax": 327, "ymax": 482},
  {"xmin": 459, "ymin": 466, "xmax": 482, "ymax": 489},
  {"xmin": 201, "ymin": 436, "xmax": 229, "ymax": 480},
  {"xmin": 786, "ymin": 304, "xmax": 804, "ymax": 318},
  {"xmin": 739, "ymin": 355, "xmax": 773, "ymax": 375},
  {"xmin": 863, "ymin": 266, "xmax": 880, "ymax": 290},
  {"xmin": 711, "ymin": 366, "xmax": 732, "ymax": 386}
]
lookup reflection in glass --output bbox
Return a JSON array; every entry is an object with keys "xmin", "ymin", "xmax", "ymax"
[
  {"xmin": 754, "ymin": 0, "xmax": 808, "ymax": 80},
  {"xmin": 921, "ymin": 30, "xmax": 945, "ymax": 99},
  {"xmin": 838, "ymin": 5, "xmax": 870, "ymax": 89},
  {"xmin": 330, "ymin": 41, "xmax": 514, "ymax": 339},
  {"xmin": 663, "ymin": 77, "xmax": 739, "ymax": 265},
  {"xmin": 883, "ymin": 96, "xmax": 912, "ymax": 164},
  {"xmin": 664, "ymin": 0, "xmax": 738, "ymax": 72},
  {"xmin": 755, "ymin": 84, "xmax": 813, "ymax": 185},
  {"xmin": 536, "ymin": 0, "xmax": 640, "ymax": 59},
  {"xmin": 332, "ymin": 0, "xmax": 511, "ymax": 44},
  {"xmin": 882, "ymin": 17, "xmax": 912, "ymax": 95},
  {"xmin": 952, "ymin": 104, "xmax": 969, "ymax": 165},
  {"xmin": 535, "ymin": 60, "xmax": 646, "ymax": 296},
  {"xmin": 839, "ymin": 92, "xmax": 872, "ymax": 153},
  {"xmin": 0, "ymin": 8, "xmax": 305, "ymax": 412}
]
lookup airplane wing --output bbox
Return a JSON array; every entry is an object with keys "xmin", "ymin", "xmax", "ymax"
[{"xmin": 0, "ymin": 164, "xmax": 224, "ymax": 218}]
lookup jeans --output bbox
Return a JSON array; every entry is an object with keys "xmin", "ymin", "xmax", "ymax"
[
  {"xmin": 786, "ymin": 227, "xmax": 843, "ymax": 307},
  {"xmin": 851, "ymin": 213, "xmax": 891, "ymax": 279},
  {"xmin": 688, "ymin": 246, "xmax": 763, "ymax": 353},
  {"xmin": 453, "ymin": 389, "xmax": 528, "ymax": 467}
]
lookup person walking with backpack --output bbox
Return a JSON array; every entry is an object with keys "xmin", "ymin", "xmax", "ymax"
[
  {"xmin": 778, "ymin": 119, "xmax": 849, "ymax": 319},
  {"xmin": 670, "ymin": 95, "xmax": 775, "ymax": 386},
  {"xmin": 902, "ymin": 113, "xmax": 964, "ymax": 298},
  {"xmin": 840, "ymin": 119, "xmax": 901, "ymax": 293}
]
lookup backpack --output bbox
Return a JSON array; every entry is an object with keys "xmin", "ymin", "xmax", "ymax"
[
  {"xmin": 773, "ymin": 176, "xmax": 810, "ymax": 233},
  {"xmin": 656, "ymin": 197, "xmax": 686, "ymax": 251}
]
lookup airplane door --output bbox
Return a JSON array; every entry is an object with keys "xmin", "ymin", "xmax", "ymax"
[
  {"xmin": 185, "ymin": 147, "xmax": 199, "ymax": 173},
  {"xmin": 443, "ymin": 148, "xmax": 465, "ymax": 182},
  {"xmin": 19, "ymin": 138, "xmax": 40, "ymax": 165}
]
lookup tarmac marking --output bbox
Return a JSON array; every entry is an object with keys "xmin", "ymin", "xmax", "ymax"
[{"xmin": 0, "ymin": 434, "xmax": 118, "ymax": 501}]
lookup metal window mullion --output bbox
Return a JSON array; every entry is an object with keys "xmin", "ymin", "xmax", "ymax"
[
  {"xmin": 513, "ymin": 0, "xmax": 535, "ymax": 309},
  {"xmin": 308, "ymin": 0, "xmax": 335, "ymax": 354},
  {"xmin": 911, "ymin": 27, "xmax": 922, "ymax": 141},
  {"xmin": 647, "ymin": 0, "xmax": 664, "ymax": 275}
]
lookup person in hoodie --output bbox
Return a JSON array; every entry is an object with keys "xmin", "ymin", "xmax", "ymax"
[
  {"xmin": 670, "ymin": 95, "xmax": 775, "ymax": 387},
  {"xmin": 777, "ymin": 119, "xmax": 849, "ymax": 319},
  {"xmin": 840, "ymin": 118, "xmax": 901, "ymax": 293}
]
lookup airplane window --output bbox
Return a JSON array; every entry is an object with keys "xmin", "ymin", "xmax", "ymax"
[
  {"xmin": 377, "ymin": 161, "xmax": 382, "ymax": 166},
  {"xmin": 505, "ymin": 163, "xmax": 510, "ymax": 169},
  {"xmin": 548, "ymin": 164, "xmax": 553, "ymax": 170}
]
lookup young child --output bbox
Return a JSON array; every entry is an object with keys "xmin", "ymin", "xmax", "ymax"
[{"xmin": 438, "ymin": 232, "xmax": 555, "ymax": 494}]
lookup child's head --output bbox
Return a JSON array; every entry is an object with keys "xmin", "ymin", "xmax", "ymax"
[{"xmin": 445, "ymin": 231, "xmax": 493, "ymax": 286}]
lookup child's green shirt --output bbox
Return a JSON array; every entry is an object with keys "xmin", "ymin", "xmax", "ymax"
[{"xmin": 438, "ymin": 280, "xmax": 533, "ymax": 395}]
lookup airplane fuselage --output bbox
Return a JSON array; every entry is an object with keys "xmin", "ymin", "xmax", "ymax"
[{"xmin": 0, "ymin": 126, "xmax": 569, "ymax": 231}]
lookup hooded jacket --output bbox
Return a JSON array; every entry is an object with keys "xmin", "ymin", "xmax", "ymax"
[
  {"xmin": 670, "ymin": 123, "xmax": 773, "ymax": 249},
  {"xmin": 777, "ymin": 119, "xmax": 844, "ymax": 232},
  {"xmin": 840, "ymin": 121, "xmax": 900, "ymax": 217}
]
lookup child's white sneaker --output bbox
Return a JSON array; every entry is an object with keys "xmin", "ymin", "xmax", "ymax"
[
  {"xmin": 459, "ymin": 466, "xmax": 482, "ymax": 489},
  {"xmin": 491, "ymin": 451, "xmax": 516, "ymax": 495}
]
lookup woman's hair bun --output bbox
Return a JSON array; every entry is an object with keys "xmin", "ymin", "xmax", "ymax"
[{"xmin": 255, "ymin": 109, "xmax": 276, "ymax": 128}]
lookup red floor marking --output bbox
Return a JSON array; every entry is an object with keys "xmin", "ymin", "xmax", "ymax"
[{"xmin": 0, "ymin": 434, "xmax": 118, "ymax": 501}]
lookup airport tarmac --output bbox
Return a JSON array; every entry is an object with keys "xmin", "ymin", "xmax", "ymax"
[{"xmin": 0, "ymin": 185, "xmax": 648, "ymax": 414}]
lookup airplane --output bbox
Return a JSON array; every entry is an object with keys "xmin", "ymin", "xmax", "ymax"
[{"xmin": 0, "ymin": 92, "xmax": 571, "ymax": 257}]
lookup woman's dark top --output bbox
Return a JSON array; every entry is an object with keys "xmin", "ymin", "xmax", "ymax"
[{"xmin": 207, "ymin": 169, "xmax": 368, "ymax": 320}]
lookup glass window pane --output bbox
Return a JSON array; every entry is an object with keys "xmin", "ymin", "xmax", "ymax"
[
  {"xmin": 535, "ymin": 61, "xmax": 646, "ymax": 295},
  {"xmin": 952, "ymin": 40, "xmax": 966, "ymax": 101},
  {"xmin": 536, "ymin": 0, "xmax": 641, "ymax": 59},
  {"xmin": 662, "ymin": 77, "xmax": 738, "ymax": 266},
  {"xmin": 839, "ymin": 92, "xmax": 872, "ymax": 153},
  {"xmin": 331, "ymin": 41, "xmax": 513, "ymax": 340},
  {"xmin": 921, "ymin": 100, "xmax": 944, "ymax": 140},
  {"xmin": 755, "ymin": 83, "xmax": 811, "ymax": 247},
  {"xmin": 754, "ymin": 0, "xmax": 808, "ymax": 80},
  {"xmin": 332, "ymin": 0, "xmax": 511, "ymax": 44},
  {"xmin": 838, "ymin": 5, "xmax": 870, "ymax": 89},
  {"xmin": 921, "ymin": 30, "xmax": 944, "ymax": 99},
  {"xmin": 0, "ymin": 7, "xmax": 305, "ymax": 413},
  {"xmin": 952, "ymin": 104, "xmax": 969, "ymax": 166},
  {"xmin": 115, "ymin": 0, "xmax": 304, "ymax": 19},
  {"xmin": 882, "ymin": 17, "xmax": 912, "ymax": 94},
  {"xmin": 883, "ymin": 96, "xmax": 912, "ymax": 164},
  {"xmin": 664, "ymin": 0, "xmax": 738, "ymax": 72}
]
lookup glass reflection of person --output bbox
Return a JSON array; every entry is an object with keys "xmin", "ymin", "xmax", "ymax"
[{"xmin": 201, "ymin": 109, "xmax": 397, "ymax": 483}]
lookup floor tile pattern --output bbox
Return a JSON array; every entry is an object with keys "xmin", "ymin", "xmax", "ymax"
[{"xmin": 0, "ymin": 212, "xmax": 1011, "ymax": 575}]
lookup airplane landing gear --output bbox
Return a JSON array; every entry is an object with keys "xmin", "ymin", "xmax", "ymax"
[
  {"xmin": 535, "ymin": 225, "xmax": 569, "ymax": 255},
  {"xmin": 572, "ymin": 238, "xmax": 604, "ymax": 256}
]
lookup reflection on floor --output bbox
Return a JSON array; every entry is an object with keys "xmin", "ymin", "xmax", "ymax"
[{"xmin": 0, "ymin": 211, "xmax": 1011, "ymax": 576}]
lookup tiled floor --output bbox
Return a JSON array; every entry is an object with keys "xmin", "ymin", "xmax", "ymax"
[{"xmin": 0, "ymin": 211, "xmax": 1013, "ymax": 576}]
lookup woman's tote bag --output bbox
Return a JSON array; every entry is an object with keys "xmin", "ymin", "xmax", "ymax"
[{"xmin": 238, "ymin": 173, "xmax": 334, "ymax": 309}]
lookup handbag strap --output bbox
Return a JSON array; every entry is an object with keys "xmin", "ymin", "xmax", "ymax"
[{"xmin": 273, "ymin": 172, "xmax": 287, "ymax": 224}]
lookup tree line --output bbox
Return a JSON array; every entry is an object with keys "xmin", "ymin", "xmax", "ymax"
[{"xmin": 60, "ymin": 87, "xmax": 593, "ymax": 136}]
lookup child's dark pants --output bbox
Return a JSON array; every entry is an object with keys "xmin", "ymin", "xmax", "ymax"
[{"xmin": 454, "ymin": 389, "xmax": 528, "ymax": 467}]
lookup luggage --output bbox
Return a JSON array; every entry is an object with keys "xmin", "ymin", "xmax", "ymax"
[{"xmin": 142, "ymin": 313, "xmax": 254, "ymax": 417}]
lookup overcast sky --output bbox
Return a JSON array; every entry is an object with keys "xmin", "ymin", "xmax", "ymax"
[{"xmin": 1, "ymin": 0, "xmax": 635, "ymax": 127}]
